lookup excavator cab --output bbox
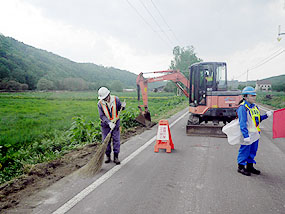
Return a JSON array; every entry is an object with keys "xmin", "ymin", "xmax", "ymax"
[
  {"xmin": 190, "ymin": 62, "xmax": 227, "ymax": 106},
  {"xmin": 187, "ymin": 62, "xmax": 241, "ymax": 137}
]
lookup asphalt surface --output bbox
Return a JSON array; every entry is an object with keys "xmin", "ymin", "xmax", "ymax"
[{"xmin": 9, "ymin": 106, "xmax": 285, "ymax": 214}]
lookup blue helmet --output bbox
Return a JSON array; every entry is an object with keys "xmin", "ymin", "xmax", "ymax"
[{"xmin": 241, "ymin": 86, "xmax": 256, "ymax": 95}]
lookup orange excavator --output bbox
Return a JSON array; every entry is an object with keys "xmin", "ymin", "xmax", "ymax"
[
  {"xmin": 136, "ymin": 62, "xmax": 242, "ymax": 137},
  {"xmin": 187, "ymin": 62, "xmax": 241, "ymax": 137}
]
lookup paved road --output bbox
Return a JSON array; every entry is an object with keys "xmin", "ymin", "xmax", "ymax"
[{"xmin": 9, "ymin": 106, "xmax": 285, "ymax": 214}]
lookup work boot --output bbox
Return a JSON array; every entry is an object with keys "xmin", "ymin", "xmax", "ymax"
[
  {"xmin": 113, "ymin": 153, "xmax": 120, "ymax": 165},
  {"xmin": 105, "ymin": 154, "xmax": 111, "ymax": 164},
  {"xmin": 237, "ymin": 164, "xmax": 251, "ymax": 176},
  {"xmin": 247, "ymin": 163, "xmax": 261, "ymax": 175}
]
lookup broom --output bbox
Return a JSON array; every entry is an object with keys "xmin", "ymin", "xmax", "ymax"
[{"xmin": 79, "ymin": 107, "xmax": 123, "ymax": 176}]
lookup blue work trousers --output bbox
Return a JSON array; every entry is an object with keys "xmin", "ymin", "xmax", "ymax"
[
  {"xmin": 237, "ymin": 140, "xmax": 259, "ymax": 165},
  {"xmin": 101, "ymin": 123, "xmax": 120, "ymax": 155}
]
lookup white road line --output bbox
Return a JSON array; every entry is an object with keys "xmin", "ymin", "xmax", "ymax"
[{"xmin": 52, "ymin": 111, "xmax": 189, "ymax": 214}]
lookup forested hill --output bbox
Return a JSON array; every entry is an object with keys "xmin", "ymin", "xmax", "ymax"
[
  {"xmin": 263, "ymin": 75, "xmax": 285, "ymax": 85},
  {"xmin": 0, "ymin": 34, "xmax": 137, "ymax": 91}
]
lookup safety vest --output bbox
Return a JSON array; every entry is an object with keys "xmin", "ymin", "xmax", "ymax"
[
  {"xmin": 100, "ymin": 95, "xmax": 119, "ymax": 123},
  {"xmin": 205, "ymin": 76, "xmax": 213, "ymax": 81},
  {"xmin": 240, "ymin": 101, "xmax": 261, "ymax": 132}
]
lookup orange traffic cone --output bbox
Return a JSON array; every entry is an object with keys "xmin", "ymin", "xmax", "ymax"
[{"xmin": 154, "ymin": 120, "xmax": 174, "ymax": 153}]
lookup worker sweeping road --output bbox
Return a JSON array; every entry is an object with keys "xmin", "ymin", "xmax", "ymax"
[
  {"xmin": 236, "ymin": 86, "xmax": 272, "ymax": 176},
  {"xmin": 97, "ymin": 87, "xmax": 126, "ymax": 165}
]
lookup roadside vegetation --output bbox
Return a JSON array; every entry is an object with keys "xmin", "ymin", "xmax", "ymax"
[
  {"xmin": 0, "ymin": 91, "xmax": 187, "ymax": 184},
  {"xmin": 256, "ymin": 91, "xmax": 285, "ymax": 109}
]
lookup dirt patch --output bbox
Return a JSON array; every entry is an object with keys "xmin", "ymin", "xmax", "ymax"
[{"xmin": 0, "ymin": 125, "xmax": 148, "ymax": 212}]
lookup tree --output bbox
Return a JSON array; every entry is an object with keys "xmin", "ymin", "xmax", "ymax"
[
  {"xmin": 170, "ymin": 46, "xmax": 202, "ymax": 77},
  {"xmin": 62, "ymin": 78, "xmax": 88, "ymax": 91},
  {"xmin": 2, "ymin": 80, "xmax": 23, "ymax": 91},
  {"xmin": 37, "ymin": 78, "xmax": 54, "ymax": 91},
  {"xmin": 164, "ymin": 82, "xmax": 176, "ymax": 93},
  {"xmin": 89, "ymin": 82, "xmax": 100, "ymax": 91},
  {"xmin": 166, "ymin": 45, "xmax": 201, "ymax": 93},
  {"xmin": 0, "ymin": 65, "xmax": 9, "ymax": 79},
  {"xmin": 53, "ymin": 79, "xmax": 64, "ymax": 90},
  {"xmin": 272, "ymin": 84, "xmax": 285, "ymax": 92},
  {"xmin": 110, "ymin": 80, "xmax": 123, "ymax": 92},
  {"xmin": 238, "ymin": 84, "xmax": 246, "ymax": 90},
  {"xmin": 20, "ymin": 83, "xmax": 28, "ymax": 90}
]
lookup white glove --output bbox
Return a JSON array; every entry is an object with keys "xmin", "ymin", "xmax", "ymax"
[
  {"xmin": 266, "ymin": 110, "xmax": 273, "ymax": 117},
  {"xmin": 244, "ymin": 137, "xmax": 251, "ymax": 143},
  {"xmin": 121, "ymin": 100, "xmax": 126, "ymax": 108},
  {"xmin": 108, "ymin": 122, "xmax": 116, "ymax": 130}
]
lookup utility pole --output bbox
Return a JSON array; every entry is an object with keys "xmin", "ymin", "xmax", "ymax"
[
  {"xmin": 277, "ymin": 25, "xmax": 285, "ymax": 41},
  {"xmin": 277, "ymin": 1, "xmax": 285, "ymax": 41},
  {"xmin": 246, "ymin": 69, "xmax": 249, "ymax": 86}
]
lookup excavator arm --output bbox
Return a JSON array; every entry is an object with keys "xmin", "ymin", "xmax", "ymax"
[{"xmin": 135, "ymin": 70, "xmax": 190, "ymax": 126}]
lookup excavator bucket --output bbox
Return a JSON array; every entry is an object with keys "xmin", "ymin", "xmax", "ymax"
[
  {"xmin": 135, "ymin": 111, "xmax": 152, "ymax": 127},
  {"xmin": 186, "ymin": 123, "xmax": 227, "ymax": 138}
]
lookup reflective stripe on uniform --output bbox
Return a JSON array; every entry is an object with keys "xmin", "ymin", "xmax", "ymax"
[
  {"xmin": 240, "ymin": 101, "xmax": 261, "ymax": 132},
  {"xmin": 100, "ymin": 95, "xmax": 118, "ymax": 123}
]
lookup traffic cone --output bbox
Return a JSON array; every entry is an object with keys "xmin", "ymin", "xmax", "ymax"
[{"xmin": 154, "ymin": 120, "xmax": 174, "ymax": 153}]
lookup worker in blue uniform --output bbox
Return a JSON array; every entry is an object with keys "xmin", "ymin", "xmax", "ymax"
[{"xmin": 237, "ymin": 86, "xmax": 272, "ymax": 176}]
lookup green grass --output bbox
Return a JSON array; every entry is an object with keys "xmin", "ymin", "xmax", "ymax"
[
  {"xmin": 0, "ymin": 91, "xmax": 187, "ymax": 184},
  {"xmin": 0, "ymin": 97, "xmax": 97, "ymax": 148},
  {"xmin": 256, "ymin": 91, "xmax": 285, "ymax": 109},
  {"xmin": 0, "ymin": 91, "xmax": 186, "ymax": 148}
]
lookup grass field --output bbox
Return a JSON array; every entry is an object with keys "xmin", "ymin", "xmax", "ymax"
[
  {"xmin": 1, "ymin": 90, "xmax": 284, "ymax": 184},
  {"xmin": 0, "ymin": 91, "xmax": 187, "ymax": 184},
  {"xmin": 256, "ymin": 91, "xmax": 285, "ymax": 109}
]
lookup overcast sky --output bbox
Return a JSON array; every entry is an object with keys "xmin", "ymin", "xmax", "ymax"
[{"xmin": 1, "ymin": 0, "xmax": 285, "ymax": 81}]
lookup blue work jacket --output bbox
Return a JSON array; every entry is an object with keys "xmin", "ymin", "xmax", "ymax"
[{"xmin": 237, "ymin": 100, "xmax": 268, "ymax": 138}]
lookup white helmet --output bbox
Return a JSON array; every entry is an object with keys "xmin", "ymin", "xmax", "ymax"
[{"xmin": 98, "ymin": 87, "xmax": 110, "ymax": 100}]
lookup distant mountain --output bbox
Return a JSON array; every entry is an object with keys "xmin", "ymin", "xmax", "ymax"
[
  {"xmin": 262, "ymin": 74, "xmax": 285, "ymax": 85},
  {"xmin": 0, "ymin": 34, "xmax": 138, "ymax": 90},
  {"xmin": 236, "ymin": 75, "xmax": 285, "ymax": 86}
]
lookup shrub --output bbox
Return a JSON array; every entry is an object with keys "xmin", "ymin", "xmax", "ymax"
[
  {"xmin": 37, "ymin": 78, "xmax": 54, "ymax": 91},
  {"xmin": 120, "ymin": 108, "xmax": 139, "ymax": 130},
  {"xmin": 68, "ymin": 116, "xmax": 102, "ymax": 144}
]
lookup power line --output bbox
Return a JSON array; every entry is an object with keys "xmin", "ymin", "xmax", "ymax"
[
  {"xmin": 235, "ymin": 70, "xmax": 248, "ymax": 79},
  {"xmin": 236, "ymin": 48, "xmax": 285, "ymax": 80},
  {"xmin": 248, "ymin": 48, "xmax": 284, "ymax": 70},
  {"xmin": 150, "ymin": 0, "xmax": 181, "ymax": 44},
  {"xmin": 125, "ymin": 0, "xmax": 172, "ymax": 48},
  {"xmin": 248, "ymin": 49, "xmax": 285, "ymax": 71},
  {"xmin": 138, "ymin": 0, "xmax": 174, "ymax": 46}
]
